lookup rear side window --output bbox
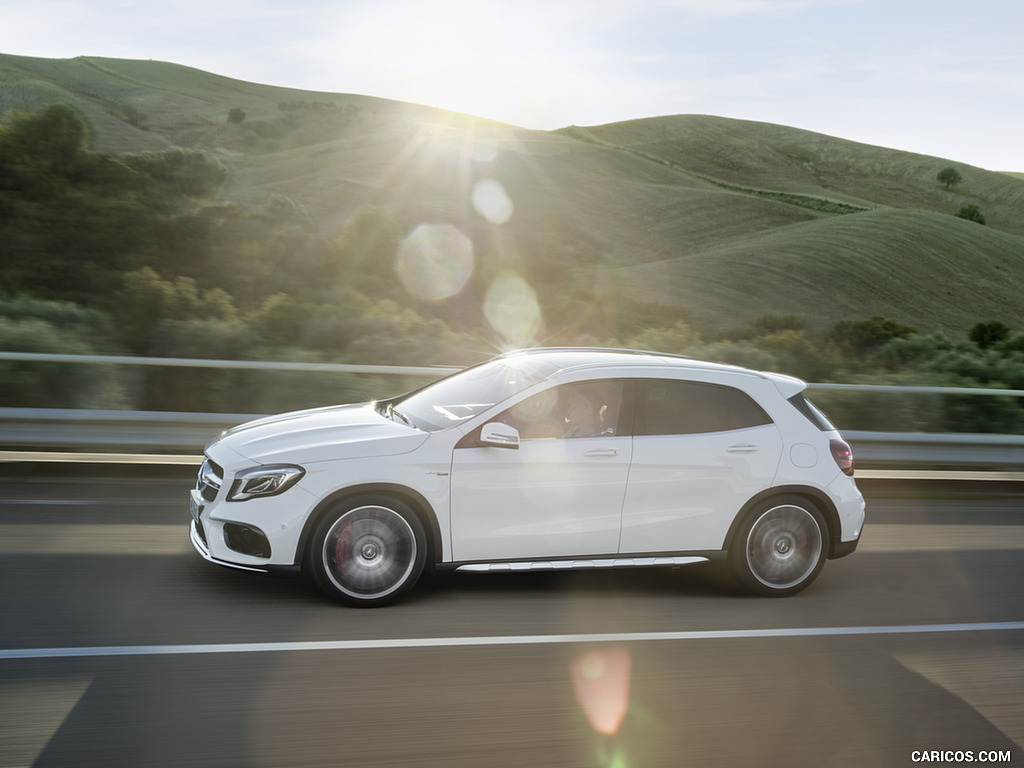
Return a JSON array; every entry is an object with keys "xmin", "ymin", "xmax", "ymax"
[
  {"xmin": 640, "ymin": 379, "xmax": 772, "ymax": 435},
  {"xmin": 787, "ymin": 393, "xmax": 835, "ymax": 431}
]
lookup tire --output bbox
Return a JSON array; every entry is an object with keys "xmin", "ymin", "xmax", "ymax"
[
  {"xmin": 309, "ymin": 495, "xmax": 427, "ymax": 607},
  {"xmin": 729, "ymin": 496, "xmax": 829, "ymax": 597}
]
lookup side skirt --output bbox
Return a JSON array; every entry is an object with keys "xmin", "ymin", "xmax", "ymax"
[{"xmin": 453, "ymin": 555, "xmax": 712, "ymax": 574}]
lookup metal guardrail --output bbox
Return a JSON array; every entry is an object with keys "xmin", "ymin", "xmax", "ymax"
[
  {"xmin": 0, "ymin": 352, "xmax": 460, "ymax": 377},
  {"xmin": 2, "ymin": 352, "xmax": 1024, "ymax": 398},
  {"xmin": 0, "ymin": 408, "xmax": 250, "ymax": 453},
  {"xmin": 2, "ymin": 353, "xmax": 1023, "ymax": 472},
  {"xmin": 2, "ymin": 408, "xmax": 1024, "ymax": 470},
  {"xmin": 843, "ymin": 430, "xmax": 1024, "ymax": 467}
]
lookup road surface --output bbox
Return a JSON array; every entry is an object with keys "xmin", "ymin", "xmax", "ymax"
[{"xmin": 1, "ymin": 472, "xmax": 1022, "ymax": 767}]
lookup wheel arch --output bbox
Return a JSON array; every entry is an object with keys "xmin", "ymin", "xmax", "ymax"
[
  {"xmin": 296, "ymin": 483, "xmax": 443, "ymax": 570},
  {"xmin": 724, "ymin": 485, "xmax": 841, "ymax": 559}
]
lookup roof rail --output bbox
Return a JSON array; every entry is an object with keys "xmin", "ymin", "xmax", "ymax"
[{"xmin": 497, "ymin": 346, "xmax": 693, "ymax": 361}]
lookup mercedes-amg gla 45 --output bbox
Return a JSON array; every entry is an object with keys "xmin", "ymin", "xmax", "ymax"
[{"xmin": 189, "ymin": 348, "xmax": 864, "ymax": 606}]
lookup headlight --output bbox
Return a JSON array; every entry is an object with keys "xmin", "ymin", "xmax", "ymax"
[{"xmin": 228, "ymin": 465, "xmax": 305, "ymax": 501}]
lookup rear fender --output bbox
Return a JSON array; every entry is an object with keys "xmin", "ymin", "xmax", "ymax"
[{"xmin": 724, "ymin": 485, "xmax": 842, "ymax": 559}]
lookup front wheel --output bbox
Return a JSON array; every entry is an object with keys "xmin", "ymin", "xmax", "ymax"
[
  {"xmin": 729, "ymin": 496, "xmax": 829, "ymax": 597},
  {"xmin": 309, "ymin": 495, "xmax": 427, "ymax": 607}
]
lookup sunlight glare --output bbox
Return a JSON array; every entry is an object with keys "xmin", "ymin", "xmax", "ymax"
[
  {"xmin": 471, "ymin": 178, "xmax": 514, "ymax": 224},
  {"xmin": 571, "ymin": 648, "xmax": 632, "ymax": 736},
  {"xmin": 396, "ymin": 223, "xmax": 474, "ymax": 301},
  {"xmin": 471, "ymin": 143, "xmax": 499, "ymax": 163},
  {"xmin": 483, "ymin": 270, "xmax": 541, "ymax": 346}
]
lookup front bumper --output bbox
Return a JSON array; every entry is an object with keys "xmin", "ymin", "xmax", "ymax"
[
  {"xmin": 189, "ymin": 516, "xmax": 270, "ymax": 573},
  {"xmin": 188, "ymin": 466, "xmax": 316, "ymax": 570}
]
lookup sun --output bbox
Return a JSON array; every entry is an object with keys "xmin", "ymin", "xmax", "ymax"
[{"xmin": 326, "ymin": 0, "xmax": 568, "ymax": 128}]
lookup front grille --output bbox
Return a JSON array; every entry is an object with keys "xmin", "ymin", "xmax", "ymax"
[{"xmin": 197, "ymin": 458, "xmax": 223, "ymax": 502}]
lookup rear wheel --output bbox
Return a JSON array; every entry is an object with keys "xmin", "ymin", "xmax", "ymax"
[
  {"xmin": 310, "ymin": 495, "xmax": 426, "ymax": 607},
  {"xmin": 729, "ymin": 496, "xmax": 829, "ymax": 597}
]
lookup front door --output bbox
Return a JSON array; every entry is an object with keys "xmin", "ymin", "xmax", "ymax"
[{"xmin": 449, "ymin": 380, "xmax": 631, "ymax": 562}]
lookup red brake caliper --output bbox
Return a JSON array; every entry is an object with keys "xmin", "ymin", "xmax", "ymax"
[{"xmin": 335, "ymin": 523, "xmax": 351, "ymax": 573}]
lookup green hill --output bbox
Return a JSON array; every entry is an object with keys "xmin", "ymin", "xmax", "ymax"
[
  {"xmin": 2, "ymin": 52, "xmax": 1022, "ymax": 339},
  {"xmin": 614, "ymin": 208, "xmax": 1024, "ymax": 332}
]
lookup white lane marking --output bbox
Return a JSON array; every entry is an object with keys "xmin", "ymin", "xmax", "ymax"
[
  {"xmin": 0, "ymin": 499, "xmax": 180, "ymax": 505},
  {"xmin": 0, "ymin": 499, "xmax": 103, "ymax": 505},
  {"xmin": 3, "ymin": 622, "xmax": 1023, "ymax": 660},
  {"xmin": 0, "ymin": 525, "xmax": 187, "ymax": 555},
  {"xmin": 860, "ymin": 524, "xmax": 1024, "ymax": 552},
  {"xmin": 0, "ymin": 451, "xmax": 202, "ymax": 465},
  {"xmin": 858, "ymin": 469, "xmax": 1024, "ymax": 481}
]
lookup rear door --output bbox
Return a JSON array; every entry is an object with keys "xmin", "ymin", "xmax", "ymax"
[{"xmin": 619, "ymin": 378, "xmax": 783, "ymax": 554}]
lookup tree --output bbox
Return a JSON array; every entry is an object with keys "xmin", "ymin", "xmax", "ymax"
[
  {"xmin": 0, "ymin": 103, "xmax": 89, "ymax": 174},
  {"xmin": 826, "ymin": 315, "xmax": 918, "ymax": 356},
  {"xmin": 955, "ymin": 204, "xmax": 986, "ymax": 225},
  {"xmin": 227, "ymin": 107, "xmax": 247, "ymax": 125},
  {"xmin": 332, "ymin": 205, "xmax": 404, "ymax": 291},
  {"xmin": 122, "ymin": 148, "xmax": 227, "ymax": 199},
  {"xmin": 969, "ymin": 321, "xmax": 1010, "ymax": 349},
  {"xmin": 937, "ymin": 166, "xmax": 963, "ymax": 190}
]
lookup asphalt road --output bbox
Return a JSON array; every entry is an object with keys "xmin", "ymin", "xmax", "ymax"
[{"xmin": 1, "ymin": 471, "xmax": 1022, "ymax": 767}]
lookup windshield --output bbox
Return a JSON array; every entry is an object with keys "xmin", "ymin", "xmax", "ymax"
[{"xmin": 387, "ymin": 357, "xmax": 556, "ymax": 431}]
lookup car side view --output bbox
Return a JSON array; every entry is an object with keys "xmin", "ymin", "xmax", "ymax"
[{"xmin": 189, "ymin": 348, "xmax": 865, "ymax": 605}]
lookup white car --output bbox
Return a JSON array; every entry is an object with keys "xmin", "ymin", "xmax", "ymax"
[{"xmin": 189, "ymin": 348, "xmax": 865, "ymax": 606}]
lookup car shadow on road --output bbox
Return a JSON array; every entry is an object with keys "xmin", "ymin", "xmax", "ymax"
[{"xmin": 416, "ymin": 561, "xmax": 743, "ymax": 602}]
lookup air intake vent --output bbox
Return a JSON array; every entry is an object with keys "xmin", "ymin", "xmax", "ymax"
[{"xmin": 223, "ymin": 523, "xmax": 271, "ymax": 558}]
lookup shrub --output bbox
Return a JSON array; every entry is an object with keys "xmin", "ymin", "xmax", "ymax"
[
  {"xmin": 827, "ymin": 315, "xmax": 917, "ymax": 357},
  {"xmin": 970, "ymin": 321, "xmax": 1010, "ymax": 350},
  {"xmin": 625, "ymin": 321, "xmax": 701, "ymax": 355},
  {"xmin": 0, "ymin": 316, "xmax": 128, "ymax": 408},
  {"xmin": 955, "ymin": 204, "xmax": 986, "ymax": 225}
]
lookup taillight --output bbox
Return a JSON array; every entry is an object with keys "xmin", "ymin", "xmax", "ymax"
[{"xmin": 830, "ymin": 439, "xmax": 854, "ymax": 476}]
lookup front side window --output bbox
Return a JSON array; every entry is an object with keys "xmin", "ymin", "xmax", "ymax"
[
  {"xmin": 498, "ymin": 380, "xmax": 626, "ymax": 440},
  {"xmin": 640, "ymin": 379, "xmax": 772, "ymax": 435}
]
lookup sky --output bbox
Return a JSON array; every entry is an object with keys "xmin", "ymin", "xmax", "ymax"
[{"xmin": 2, "ymin": 0, "xmax": 1022, "ymax": 171}]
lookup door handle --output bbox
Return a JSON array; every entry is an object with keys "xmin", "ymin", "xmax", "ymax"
[
  {"xmin": 584, "ymin": 449, "xmax": 620, "ymax": 458},
  {"xmin": 726, "ymin": 444, "xmax": 759, "ymax": 453}
]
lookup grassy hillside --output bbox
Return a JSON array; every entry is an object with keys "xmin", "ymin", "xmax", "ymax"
[
  {"xmin": 575, "ymin": 115, "xmax": 1024, "ymax": 237},
  {"xmin": 2, "ymin": 53, "xmax": 1022, "ymax": 340},
  {"xmin": 614, "ymin": 208, "xmax": 1024, "ymax": 332}
]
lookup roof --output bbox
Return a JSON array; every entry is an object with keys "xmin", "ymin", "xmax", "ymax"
[
  {"xmin": 500, "ymin": 347, "xmax": 739, "ymax": 373},
  {"xmin": 495, "ymin": 347, "xmax": 807, "ymax": 397}
]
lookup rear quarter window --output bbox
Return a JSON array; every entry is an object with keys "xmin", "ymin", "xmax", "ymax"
[
  {"xmin": 787, "ymin": 393, "xmax": 836, "ymax": 431},
  {"xmin": 641, "ymin": 379, "xmax": 773, "ymax": 435}
]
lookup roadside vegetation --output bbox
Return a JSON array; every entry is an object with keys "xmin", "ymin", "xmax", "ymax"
[{"xmin": 1, "ymin": 99, "xmax": 1022, "ymax": 432}]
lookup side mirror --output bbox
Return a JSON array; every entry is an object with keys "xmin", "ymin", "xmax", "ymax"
[{"xmin": 480, "ymin": 422, "xmax": 520, "ymax": 449}]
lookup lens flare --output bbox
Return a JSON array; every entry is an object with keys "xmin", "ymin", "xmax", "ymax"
[
  {"xmin": 396, "ymin": 223, "xmax": 474, "ymax": 301},
  {"xmin": 483, "ymin": 270, "xmax": 541, "ymax": 346},
  {"xmin": 571, "ymin": 648, "xmax": 632, "ymax": 736},
  {"xmin": 471, "ymin": 143, "xmax": 498, "ymax": 163},
  {"xmin": 471, "ymin": 178, "xmax": 514, "ymax": 224}
]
